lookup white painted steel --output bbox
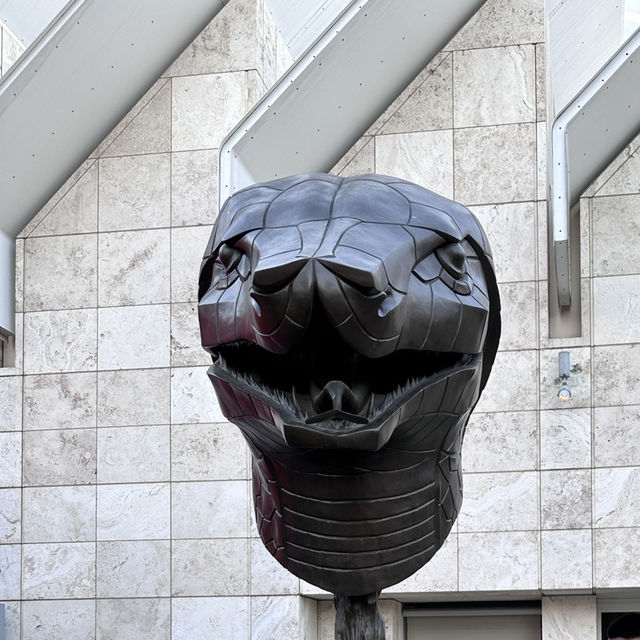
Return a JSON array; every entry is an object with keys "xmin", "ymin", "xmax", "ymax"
[
  {"xmin": 219, "ymin": 0, "xmax": 487, "ymax": 208},
  {"xmin": 551, "ymin": 27, "xmax": 640, "ymax": 305},
  {"xmin": 0, "ymin": 0, "xmax": 70, "ymax": 46},
  {"xmin": 0, "ymin": 0, "xmax": 225, "ymax": 335},
  {"xmin": 547, "ymin": 0, "xmax": 626, "ymax": 115},
  {"xmin": 265, "ymin": 0, "xmax": 351, "ymax": 59},
  {"xmin": 0, "ymin": 230, "xmax": 14, "ymax": 335}
]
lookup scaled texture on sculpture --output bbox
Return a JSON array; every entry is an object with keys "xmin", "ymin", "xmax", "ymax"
[{"xmin": 198, "ymin": 173, "xmax": 500, "ymax": 596}]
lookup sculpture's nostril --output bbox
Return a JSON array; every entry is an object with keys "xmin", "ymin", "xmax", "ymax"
[{"xmin": 313, "ymin": 380, "xmax": 359, "ymax": 414}]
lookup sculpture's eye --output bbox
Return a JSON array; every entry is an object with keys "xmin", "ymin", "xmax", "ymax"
[
  {"xmin": 211, "ymin": 243, "xmax": 247, "ymax": 289},
  {"xmin": 435, "ymin": 243, "xmax": 465, "ymax": 278},
  {"xmin": 218, "ymin": 243, "xmax": 242, "ymax": 273},
  {"xmin": 435, "ymin": 243, "xmax": 472, "ymax": 295}
]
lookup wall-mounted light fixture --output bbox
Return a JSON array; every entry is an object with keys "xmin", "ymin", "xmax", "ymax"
[{"xmin": 557, "ymin": 351, "xmax": 571, "ymax": 402}]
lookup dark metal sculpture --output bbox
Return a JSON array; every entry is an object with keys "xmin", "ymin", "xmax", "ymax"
[{"xmin": 198, "ymin": 174, "xmax": 500, "ymax": 638}]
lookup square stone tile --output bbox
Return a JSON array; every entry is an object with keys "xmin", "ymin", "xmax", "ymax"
[
  {"xmin": 2, "ymin": 28, "xmax": 24, "ymax": 69},
  {"xmin": 595, "ymin": 527, "xmax": 640, "ymax": 588},
  {"xmin": 97, "ymin": 368, "xmax": 170, "ymax": 426},
  {"xmin": 172, "ymin": 480, "xmax": 249, "ymax": 539},
  {"xmin": 172, "ymin": 73, "xmax": 247, "ymax": 151},
  {"xmin": 594, "ymin": 467, "xmax": 640, "ymax": 528},
  {"xmin": 172, "ymin": 538, "xmax": 249, "ymax": 596},
  {"xmin": 171, "ymin": 226, "xmax": 214, "ymax": 303},
  {"xmin": 593, "ymin": 344, "xmax": 640, "ymax": 407},
  {"xmin": 166, "ymin": 0, "xmax": 261, "ymax": 77},
  {"xmin": 537, "ymin": 121, "xmax": 547, "ymax": 199},
  {"xmin": 540, "ymin": 408, "xmax": 591, "ymax": 470},
  {"xmin": 454, "ymin": 123, "xmax": 536, "ymax": 205},
  {"xmin": 537, "ymin": 200, "xmax": 547, "ymax": 281},
  {"xmin": 592, "ymin": 194, "xmax": 640, "ymax": 276},
  {"xmin": 391, "ymin": 532, "xmax": 458, "ymax": 593},
  {"xmin": 453, "ymin": 45, "xmax": 535, "ymax": 127},
  {"xmin": 379, "ymin": 54, "xmax": 453, "ymax": 134},
  {"xmin": 98, "ymin": 229, "xmax": 170, "ymax": 306},
  {"xmin": 23, "ymin": 429, "xmax": 96, "ymax": 486},
  {"xmin": 15, "ymin": 237, "xmax": 24, "ymax": 312},
  {"xmin": 97, "ymin": 598, "xmax": 170, "ymax": 640},
  {"xmin": 0, "ymin": 488, "xmax": 21, "ymax": 543},
  {"xmin": 541, "ymin": 530, "xmax": 592, "ymax": 591},
  {"xmin": 172, "ymin": 150, "xmax": 219, "ymax": 227},
  {"xmin": 0, "ymin": 432, "xmax": 21, "ymax": 486},
  {"xmin": 0, "ymin": 544, "xmax": 20, "ymax": 599},
  {"xmin": 250, "ymin": 538, "xmax": 300, "ymax": 596},
  {"xmin": 333, "ymin": 136, "xmax": 373, "ymax": 174},
  {"xmin": 171, "ymin": 423, "xmax": 248, "ymax": 481},
  {"xmin": 97, "ymin": 483, "xmax": 170, "ymax": 540},
  {"xmin": 375, "ymin": 130, "xmax": 454, "ymax": 199},
  {"xmin": 2, "ymin": 602, "xmax": 20, "ymax": 640},
  {"xmin": 542, "ymin": 596, "xmax": 597, "ymax": 640},
  {"xmin": 596, "ymin": 148, "xmax": 640, "ymax": 197},
  {"xmin": 97, "ymin": 425, "xmax": 169, "ymax": 483},
  {"xmin": 97, "ymin": 540, "xmax": 170, "ymax": 597},
  {"xmin": 98, "ymin": 304, "xmax": 170, "ymax": 369},
  {"xmin": 171, "ymin": 366, "xmax": 225, "ymax": 424},
  {"xmin": 463, "ymin": 411, "xmax": 538, "ymax": 473},
  {"xmin": 536, "ymin": 44, "xmax": 546, "ymax": 121},
  {"xmin": 541, "ymin": 469, "xmax": 591, "ymax": 529},
  {"xmin": 458, "ymin": 531, "xmax": 539, "ymax": 591},
  {"xmin": 0, "ymin": 376, "xmax": 22, "ymax": 431},
  {"xmin": 24, "ymin": 372, "xmax": 96, "ymax": 430},
  {"xmin": 540, "ymin": 347, "xmax": 590, "ymax": 410},
  {"xmin": 498, "ymin": 281, "xmax": 538, "ymax": 350},
  {"xmin": 22, "ymin": 599, "xmax": 95, "ymax": 640},
  {"xmin": 474, "ymin": 349, "xmax": 538, "ymax": 413},
  {"xmin": 99, "ymin": 154, "xmax": 170, "ymax": 231},
  {"xmin": 30, "ymin": 163, "xmax": 98, "ymax": 237},
  {"xmin": 23, "ymin": 486, "xmax": 95, "ymax": 542},
  {"xmin": 594, "ymin": 275, "xmax": 640, "ymax": 344},
  {"xmin": 595, "ymin": 405, "xmax": 640, "ymax": 467},
  {"xmin": 22, "ymin": 542, "xmax": 95, "ymax": 599},
  {"xmin": 459, "ymin": 471, "xmax": 538, "ymax": 532},
  {"xmin": 471, "ymin": 202, "xmax": 536, "ymax": 283},
  {"xmin": 251, "ymin": 596, "xmax": 302, "ymax": 640},
  {"xmin": 101, "ymin": 81, "xmax": 171, "ymax": 157},
  {"xmin": 24, "ymin": 309, "xmax": 97, "ymax": 374},
  {"xmin": 335, "ymin": 138, "xmax": 375, "ymax": 177},
  {"xmin": 171, "ymin": 597, "xmax": 250, "ymax": 640},
  {"xmin": 171, "ymin": 302, "xmax": 211, "ymax": 367},
  {"xmin": 24, "ymin": 235, "xmax": 97, "ymax": 311},
  {"xmin": 91, "ymin": 79, "xmax": 167, "ymax": 157},
  {"xmin": 445, "ymin": 0, "xmax": 545, "ymax": 50}
]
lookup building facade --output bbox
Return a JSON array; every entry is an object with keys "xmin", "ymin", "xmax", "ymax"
[{"xmin": 1, "ymin": 0, "xmax": 640, "ymax": 638}]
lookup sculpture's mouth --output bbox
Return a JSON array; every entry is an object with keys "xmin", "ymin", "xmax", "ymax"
[{"xmin": 208, "ymin": 308, "xmax": 480, "ymax": 449}]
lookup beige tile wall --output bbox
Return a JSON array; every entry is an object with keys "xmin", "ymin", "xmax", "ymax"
[{"xmin": 3, "ymin": 0, "xmax": 640, "ymax": 637}]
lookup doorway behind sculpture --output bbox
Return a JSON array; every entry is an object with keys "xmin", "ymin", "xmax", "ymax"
[{"xmin": 405, "ymin": 610, "xmax": 541, "ymax": 640}]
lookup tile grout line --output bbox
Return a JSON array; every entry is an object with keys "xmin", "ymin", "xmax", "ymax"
[
  {"xmin": 94, "ymin": 155, "xmax": 100, "ymax": 635},
  {"xmin": 169, "ymin": 73, "xmax": 175, "ymax": 640}
]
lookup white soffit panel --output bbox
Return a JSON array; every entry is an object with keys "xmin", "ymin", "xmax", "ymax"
[
  {"xmin": 0, "ymin": 0, "xmax": 70, "ymax": 46},
  {"xmin": 551, "ymin": 27, "xmax": 640, "ymax": 306},
  {"xmin": 220, "ymin": 0, "xmax": 487, "ymax": 206},
  {"xmin": 0, "ymin": 0, "xmax": 225, "ymax": 335},
  {"xmin": 265, "ymin": 0, "xmax": 351, "ymax": 59},
  {"xmin": 547, "ymin": 0, "xmax": 625, "ymax": 115}
]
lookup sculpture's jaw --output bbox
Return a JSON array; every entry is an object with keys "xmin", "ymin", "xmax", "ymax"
[{"xmin": 208, "ymin": 336, "xmax": 481, "ymax": 450}]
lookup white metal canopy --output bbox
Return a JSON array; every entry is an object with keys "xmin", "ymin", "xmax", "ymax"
[
  {"xmin": 0, "ymin": 0, "xmax": 226, "ymax": 334},
  {"xmin": 551, "ymin": 28, "xmax": 640, "ymax": 306},
  {"xmin": 219, "ymin": 0, "xmax": 488, "ymax": 206}
]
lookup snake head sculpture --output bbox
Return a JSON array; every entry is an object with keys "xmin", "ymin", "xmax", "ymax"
[{"xmin": 198, "ymin": 173, "xmax": 500, "ymax": 595}]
